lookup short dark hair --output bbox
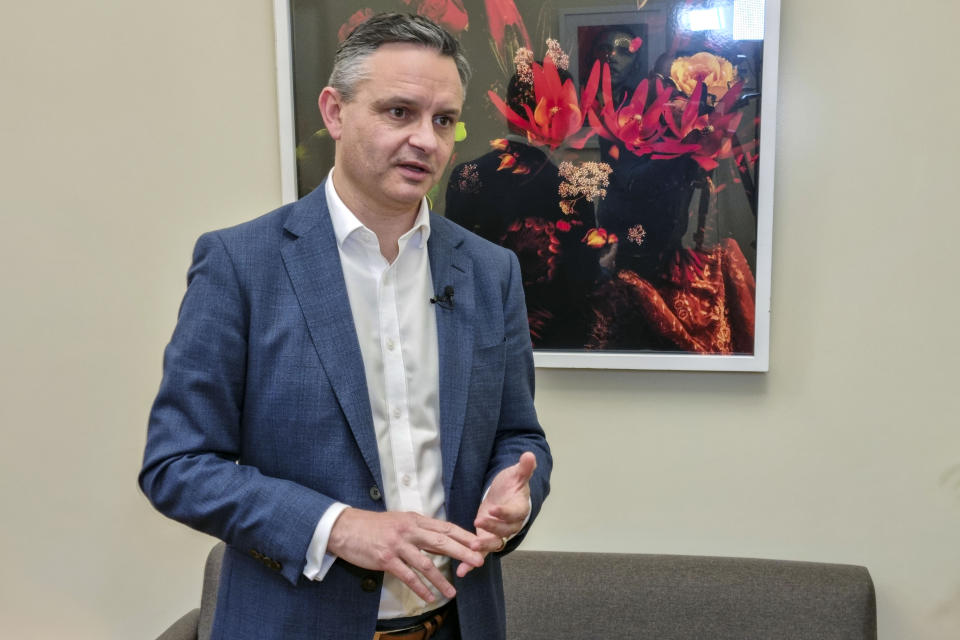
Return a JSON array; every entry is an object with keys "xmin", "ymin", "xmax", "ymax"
[{"xmin": 329, "ymin": 12, "xmax": 471, "ymax": 102}]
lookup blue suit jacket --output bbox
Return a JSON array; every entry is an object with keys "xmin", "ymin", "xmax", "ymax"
[{"xmin": 139, "ymin": 183, "xmax": 551, "ymax": 640}]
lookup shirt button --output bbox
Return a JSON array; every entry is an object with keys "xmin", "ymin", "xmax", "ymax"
[
  {"xmin": 392, "ymin": 408, "xmax": 401, "ymax": 419},
  {"xmin": 386, "ymin": 339, "xmax": 395, "ymax": 351},
  {"xmin": 401, "ymin": 474, "xmax": 411, "ymax": 487}
]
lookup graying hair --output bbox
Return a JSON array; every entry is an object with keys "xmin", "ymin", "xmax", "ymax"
[{"xmin": 328, "ymin": 12, "xmax": 471, "ymax": 102}]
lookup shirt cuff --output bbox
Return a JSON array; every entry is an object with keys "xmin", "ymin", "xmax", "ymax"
[{"xmin": 303, "ymin": 502, "xmax": 350, "ymax": 581}]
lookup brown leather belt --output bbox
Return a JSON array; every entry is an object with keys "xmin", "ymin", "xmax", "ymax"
[{"xmin": 372, "ymin": 605, "xmax": 449, "ymax": 640}]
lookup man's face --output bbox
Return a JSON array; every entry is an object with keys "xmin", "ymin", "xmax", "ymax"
[
  {"xmin": 321, "ymin": 43, "xmax": 464, "ymax": 218},
  {"xmin": 593, "ymin": 31, "xmax": 638, "ymax": 86}
]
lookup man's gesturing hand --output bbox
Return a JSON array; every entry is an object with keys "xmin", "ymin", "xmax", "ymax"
[
  {"xmin": 472, "ymin": 452, "xmax": 537, "ymax": 554},
  {"xmin": 327, "ymin": 509, "xmax": 485, "ymax": 603}
]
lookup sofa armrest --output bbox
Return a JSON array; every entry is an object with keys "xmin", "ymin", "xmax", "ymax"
[
  {"xmin": 197, "ymin": 543, "xmax": 225, "ymax": 640},
  {"xmin": 156, "ymin": 608, "xmax": 200, "ymax": 640}
]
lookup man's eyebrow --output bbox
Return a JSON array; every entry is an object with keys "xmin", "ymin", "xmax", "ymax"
[
  {"xmin": 371, "ymin": 96, "xmax": 462, "ymax": 118},
  {"xmin": 372, "ymin": 95, "xmax": 416, "ymax": 108}
]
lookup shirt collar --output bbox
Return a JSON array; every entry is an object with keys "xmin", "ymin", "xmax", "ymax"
[{"xmin": 325, "ymin": 168, "xmax": 431, "ymax": 250}]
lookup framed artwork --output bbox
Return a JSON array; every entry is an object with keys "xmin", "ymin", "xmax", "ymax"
[{"xmin": 274, "ymin": 0, "xmax": 780, "ymax": 371}]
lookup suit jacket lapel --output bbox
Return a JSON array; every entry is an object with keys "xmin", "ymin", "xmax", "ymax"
[
  {"xmin": 280, "ymin": 185, "xmax": 383, "ymax": 490},
  {"xmin": 428, "ymin": 216, "xmax": 475, "ymax": 499}
]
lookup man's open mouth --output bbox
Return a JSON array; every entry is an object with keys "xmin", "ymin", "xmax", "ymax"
[{"xmin": 398, "ymin": 162, "xmax": 431, "ymax": 175}]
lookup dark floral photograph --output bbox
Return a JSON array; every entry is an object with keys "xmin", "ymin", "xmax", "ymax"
[{"xmin": 285, "ymin": 0, "xmax": 775, "ymax": 369}]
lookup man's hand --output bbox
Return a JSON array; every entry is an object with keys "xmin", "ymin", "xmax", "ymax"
[
  {"xmin": 327, "ymin": 509, "xmax": 485, "ymax": 603},
  {"xmin": 472, "ymin": 452, "xmax": 537, "ymax": 556}
]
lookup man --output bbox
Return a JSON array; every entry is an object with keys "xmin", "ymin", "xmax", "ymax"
[
  {"xmin": 139, "ymin": 13, "xmax": 551, "ymax": 640},
  {"xmin": 590, "ymin": 26, "xmax": 645, "ymax": 107}
]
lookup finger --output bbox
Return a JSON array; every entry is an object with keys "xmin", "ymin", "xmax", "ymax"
[
  {"xmin": 456, "ymin": 557, "xmax": 481, "ymax": 578},
  {"xmin": 482, "ymin": 499, "xmax": 528, "ymax": 523},
  {"xmin": 398, "ymin": 546, "xmax": 457, "ymax": 599},
  {"xmin": 455, "ymin": 552, "xmax": 488, "ymax": 578},
  {"xmin": 416, "ymin": 517, "xmax": 487, "ymax": 561},
  {"xmin": 415, "ymin": 529, "xmax": 485, "ymax": 568},
  {"xmin": 456, "ymin": 532, "xmax": 498, "ymax": 576},
  {"xmin": 473, "ymin": 516, "xmax": 517, "ymax": 538},
  {"xmin": 474, "ymin": 504, "xmax": 518, "ymax": 535},
  {"xmin": 474, "ymin": 498, "xmax": 529, "ymax": 534},
  {"xmin": 457, "ymin": 532, "xmax": 500, "ymax": 578},
  {"xmin": 473, "ymin": 530, "xmax": 504, "ymax": 554},
  {"xmin": 385, "ymin": 555, "xmax": 440, "ymax": 603},
  {"xmin": 514, "ymin": 452, "xmax": 537, "ymax": 484}
]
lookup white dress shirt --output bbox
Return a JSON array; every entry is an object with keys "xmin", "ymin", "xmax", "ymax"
[{"xmin": 302, "ymin": 170, "xmax": 450, "ymax": 618}]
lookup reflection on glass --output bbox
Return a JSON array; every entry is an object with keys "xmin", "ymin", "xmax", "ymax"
[{"xmin": 734, "ymin": 0, "xmax": 765, "ymax": 40}]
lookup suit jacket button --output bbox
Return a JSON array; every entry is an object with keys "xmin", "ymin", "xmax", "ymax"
[
  {"xmin": 361, "ymin": 576, "xmax": 378, "ymax": 592},
  {"xmin": 369, "ymin": 486, "xmax": 382, "ymax": 501},
  {"xmin": 270, "ymin": 560, "xmax": 282, "ymax": 572}
]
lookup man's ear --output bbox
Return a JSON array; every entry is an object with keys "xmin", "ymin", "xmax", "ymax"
[{"xmin": 318, "ymin": 87, "xmax": 344, "ymax": 140}]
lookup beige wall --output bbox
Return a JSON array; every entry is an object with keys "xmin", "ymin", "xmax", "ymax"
[{"xmin": 2, "ymin": 1, "xmax": 958, "ymax": 638}]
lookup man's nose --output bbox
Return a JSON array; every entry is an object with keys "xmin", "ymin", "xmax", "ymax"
[{"xmin": 408, "ymin": 117, "xmax": 439, "ymax": 153}]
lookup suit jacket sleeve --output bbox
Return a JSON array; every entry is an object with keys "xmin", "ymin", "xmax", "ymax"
[
  {"xmin": 483, "ymin": 248, "xmax": 552, "ymax": 553},
  {"xmin": 139, "ymin": 232, "xmax": 332, "ymax": 586}
]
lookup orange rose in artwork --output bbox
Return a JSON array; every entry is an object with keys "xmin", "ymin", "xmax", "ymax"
[{"xmin": 670, "ymin": 52, "xmax": 738, "ymax": 101}]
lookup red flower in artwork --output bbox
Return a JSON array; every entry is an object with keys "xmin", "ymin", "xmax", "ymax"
[
  {"xmin": 663, "ymin": 80, "xmax": 745, "ymax": 171},
  {"xmin": 338, "ymin": 9, "xmax": 373, "ymax": 42},
  {"xmin": 484, "ymin": 0, "xmax": 531, "ymax": 52},
  {"xmin": 686, "ymin": 111, "xmax": 743, "ymax": 171},
  {"xmin": 582, "ymin": 227, "xmax": 618, "ymax": 248},
  {"xmin": 402, "ymin": 0, "xmax": 469, "ymax": 33},
  {"xmin": 488, "ymin": 56, "xmax": 601, "ymax": 149},
  {"xmin": 589, "ymin": 61, "xmax": 747, "ymax": 172},
  {"xmin": 496, "ymin": 152, "xmax": 530, "ymax": 174},
  {"xmin": 588, "ymin": 65, "xmax": 698, "ymax": 159}
]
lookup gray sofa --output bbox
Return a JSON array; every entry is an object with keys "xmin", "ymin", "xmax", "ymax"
[{"xmin": 160, "ymin": 543, "xmax": 877, "ymax": 639}]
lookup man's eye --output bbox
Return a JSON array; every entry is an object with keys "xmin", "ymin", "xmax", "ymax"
[
  {"xmin": 389, "ymin": 107, "xmax": 407, "ymax": 118},
  {"xmin": 434, "ymin": 116, "xmax": 453, "ymax": 127}
]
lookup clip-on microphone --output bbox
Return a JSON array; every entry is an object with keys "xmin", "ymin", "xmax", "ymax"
[{"xmin": 430, "ymin": 285, "xmax": 455, "ymax": 309}]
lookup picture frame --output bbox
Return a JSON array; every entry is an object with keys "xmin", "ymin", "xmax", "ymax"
[{"xmin": 273, "ymin": 0, "xmax": 780, "ymax": 372}]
